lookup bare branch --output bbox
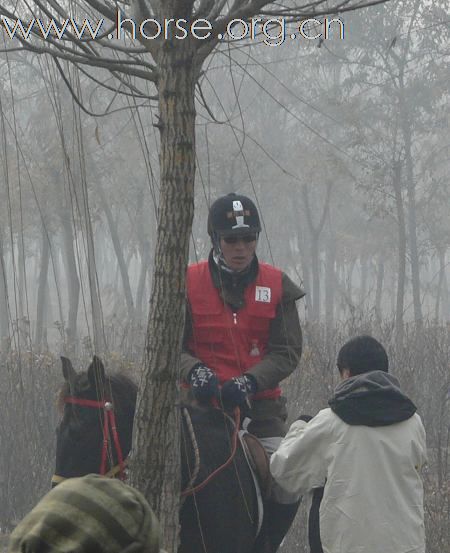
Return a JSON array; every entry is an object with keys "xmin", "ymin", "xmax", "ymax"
[
  {"xmin": 75, "ymin": 62, "xmax": 157, "ymax": 98},
  {"xmin": 0, "ymin": 0, "xmax": 388, "ymax": 104}
]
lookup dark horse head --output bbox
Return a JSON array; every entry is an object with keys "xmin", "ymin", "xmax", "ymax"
[
  {"xmin": 55, "ymin": 356, "xmax": 136, "ymax": 480},
  {"xmin": 55, "ymin": 356, "xmax": 259, "ymax": 553}
]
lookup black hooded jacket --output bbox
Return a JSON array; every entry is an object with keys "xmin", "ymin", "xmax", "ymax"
[{"xmin": 328, "ymin": 370, "xmax": 417, "ymax": 426}]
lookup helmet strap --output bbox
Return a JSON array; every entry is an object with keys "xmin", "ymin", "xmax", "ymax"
[
  {"xmin": 212, "ymin": 249, "xmax": 256, "ymax": 276},
  {"xmin": 211, "ymin": 231, "xmax": 222, "ymax": 257},
  {"xmin": 211, "ymin": 231, "xmax": 259, "ymax": 274}
]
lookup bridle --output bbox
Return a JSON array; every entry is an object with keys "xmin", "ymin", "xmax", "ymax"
[
  {"xmin": 52, "ymin": 396, "xmax": 126, "ymax": 485},
  {"xmin": 52, "ymin": 398, "xmax": 241, "ymax": 497}
]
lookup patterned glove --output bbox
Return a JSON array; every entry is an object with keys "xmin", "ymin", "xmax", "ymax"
[
  {"xmin": 188, "ymin": 364, "xmax": 219, "ymax": 402},
  {"xmin": 220, "ymin": 374, "xmax": 257, "ymax": 408}
]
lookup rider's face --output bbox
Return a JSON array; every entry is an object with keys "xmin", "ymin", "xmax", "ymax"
[{"xmin": 219, "ymin": 234, "xmax": 257, "ymax": 272}]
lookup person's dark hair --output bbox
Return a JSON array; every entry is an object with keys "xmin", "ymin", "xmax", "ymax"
[{"xmin": 337, "ymin": 335, "xmax": 389, "ymax": 376}]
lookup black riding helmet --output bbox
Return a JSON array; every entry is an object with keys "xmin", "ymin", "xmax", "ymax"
[{"xmin": 207, "ymin": 193, "xmax": 261, "ymax": 239}]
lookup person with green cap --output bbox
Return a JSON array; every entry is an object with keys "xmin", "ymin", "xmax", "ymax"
[
  {"xmin": 181, "ymin": 192, "xmax": 305, "ymax": 551},
  {"xmin": 8, "ymin": 474, "xmax": 165, "ymax": 553}
]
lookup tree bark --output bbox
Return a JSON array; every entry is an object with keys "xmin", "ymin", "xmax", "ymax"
[
  {"xmin": 71, "ymin": 102, "xmax": 106, "ymax": 355},
  {"xmin": 302, "ymin": 182, "xmax": 332, "ymax": 322},
  {"xmin": 85, "ymin": 208, "xmax": 105, "ymax": 353},
  {"xmin": 325, "ymin": 234, "xmax": 336, "ymax": 330},
  {"xmin": 403, "ymin": 129, "xmax": 423, "ymax": 325},
  {"xmin": 135, "ymin": 240, "xmax": 150, "ymax": 324},
  {"xmin": 346, "ymin": 260, "xmax": 356, "ymax": 306},
  {"xmin": 359, "ymin": 249, "xmax": 368, "ymax": 311},
  {"xmin": 51, "ymin": 241, "xmax": 65, "ymax": 335},
  {"xmin": 292, "ymin": 195, "xmax": 311, "ymax": 314},
  {"xmin": 17, "ymin": 234, "xmax": 27, "ymax": 337},
  {"xmin": 133, "ymin": 186, "xmax": 153, "ymax": 326},
  {"xmin": 375, "ymin": 254, "xmax": 384, "ymax": 325},
  {"xmin": 399, "ymin": 74, "xmax": 423, "ymax": 327},
  {"xmin": 434, "ymin": 248, "xmax": 447, "ymax": 322},
  {"xmin": 310, "ymin": 232, "xmax": 321, "ymax": 321},
  {"xmin": 393, "ymin": 163, "xmax": 406, "ymax": 346},
  {"xmin": 0, "ymin": 229, "xmax": 9, "ymax": 344},
  {"xmin": 129, "ymin": 38, "xmax": 197, "ymax": 552},
  {"xmin": 34, "ymin": 224, "xmax": 50, "ymax": 351},
  {"xmin": 97, "ymin": 181, "xmax": 135, "ymax": 321},
  {"xmin": 60, "ymin": 212, "xmax": 80, "ymax": 356}
]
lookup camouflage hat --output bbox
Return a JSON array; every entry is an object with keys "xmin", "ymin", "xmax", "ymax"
[{"xmin": 8, "ymin": 474, "xmax": 162, "ymax": 553}]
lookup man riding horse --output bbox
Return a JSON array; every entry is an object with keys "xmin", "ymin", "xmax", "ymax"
[{"xmin": 181, "ymin": 192, "xmax": 305, "ymax": 551}]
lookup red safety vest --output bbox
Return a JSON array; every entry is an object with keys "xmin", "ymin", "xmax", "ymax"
[{"xmin": 187, "ymin": 261, "xmax": 283, "ymax": 400}]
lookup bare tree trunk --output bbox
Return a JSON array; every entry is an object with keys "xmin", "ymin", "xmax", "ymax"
[
  {"xmin": 325, "ymin": 235, "xmax": 335, "ymax": 323},
  {"xmin": 335, "ymin": 261, "xmax": 344, "ymax": 320},
  {"xmin": 51, "ymin": 241, "xmax": 65, "ymax": 333},
  {"xmin": 357, "ymin": 227, "xmax": 369, "ymax": 314},
  {"xmin": 302, "ymin": 182, "xmax": 332, "ymax": 322},
  {"xmin": 84, "ymin": 205, "xmax": 104, "ymax": 354},
  {"xmin": 310, "ymin": 233, "xmax": 321, "ymax": 321},
  {"xmin": 35, "ymin": 224, "xmax": 50, "ymax": 351},
  {"xmin": 135, "ymin": 241, "xmax": 150, "ymax": 323},
  {"xmin": 292, "ymin": 196, "xmax": 311, "ymax": 314},
  {"xmin": 404, "ymin": 132, "xmax": 423, "ymax": 326},
  {"xmin": 60, "ymin": 212, "xmax": 80, "ymax": 356},
  {"xmin": 434, "ymin": 248, "xmax": 447, "ymax": 322},
  {"xmin": 133, "ymin": 186, "xmax": 153, "ymax": 326},
  {"xmin": 130, "ymin": 41, "xmax": 197, "ymax": 551},
  {"xmin": 72, "ymin": 102, "xmax": 105, "ymax": 355},
  {"xmin": 97, "ymin": 181, "xmax": 135, "ymax": 321},
  {"xmin": 375, "ymin": 254, "xmax": 384, "ymax": 325},
  {"xmin": 346, "ymin": 260, "xmax": 356, "ymax": 306},
  {"xmin": 359, "ymin": 253, "xmax": 368, "ymax": 311},
  {"xmin": 393, "ymin": 163, "xmax": 406, "ymax": 346},
  {"xmin": 17, "ymin": 235, "xmax": 26, "ymax": 334},
  {"xmin": 399, "ymin": 76, "xmax": 423, "ymax": 327},
  {"xmin": 0, "ymin": 229, "xmax": 9, "ymax": 344},
  {"xmin": 442, "ymin": 255, "xmax": 449, "ymax": 323},
  {"xmin": 325, "ymin": 234, "xmax": 336, "ymax": 343}
]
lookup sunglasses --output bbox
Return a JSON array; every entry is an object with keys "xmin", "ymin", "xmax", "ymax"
[{"xmin": 221, "ymin": 234, "xmax": 258, "ymax": 244}]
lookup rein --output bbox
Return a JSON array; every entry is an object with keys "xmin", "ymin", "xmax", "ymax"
[
  {"xmin": 64, "ymin": 396, "xmax": 126, "ymax": 480},
  {"xmin": 181, "ymin": 406, "xmax": 240, "ymax": 497}
]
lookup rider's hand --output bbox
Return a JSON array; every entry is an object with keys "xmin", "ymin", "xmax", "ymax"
[
  {"xmin": 188, "ymin": 364, "xmax": 219, "ymax": 402},
  {"xmin": 220, "ymin": 374, "xmax": 257, "ymax": 408}
]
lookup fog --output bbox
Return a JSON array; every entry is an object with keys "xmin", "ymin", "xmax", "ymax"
[{"xmin": 0, "ymin": 0, "xmax": 449, "ymax": 550}]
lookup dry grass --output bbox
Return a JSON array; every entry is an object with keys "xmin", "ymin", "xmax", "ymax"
[{"xmin": 1, "ymin": 323, "xmax": 448, "ymax": 552}]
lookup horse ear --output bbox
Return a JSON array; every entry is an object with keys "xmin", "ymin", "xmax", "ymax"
[
  {"xmin": 88, "ymin": 356, "xmax": 106, "ymax": 388},
  {"xmin": 61, "ymin": 356, "xmax": 76, "ymax": 384}
]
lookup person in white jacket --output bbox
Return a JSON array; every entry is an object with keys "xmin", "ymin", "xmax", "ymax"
[{"xmin": 270, "ymin": 335, "xmax": 427, "ymax": 553}]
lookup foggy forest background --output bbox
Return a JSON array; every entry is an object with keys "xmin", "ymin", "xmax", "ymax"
[{"xmin": 0, "ymin": 0, "xmax": 449, "ymax": 551}]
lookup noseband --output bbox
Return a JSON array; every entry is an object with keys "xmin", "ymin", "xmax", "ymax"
[{"xmin": 53, "ymin": 396, "xmax": 126, "ymax": 485}]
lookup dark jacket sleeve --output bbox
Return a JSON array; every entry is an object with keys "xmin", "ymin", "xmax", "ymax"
[
  {"xmin": 246, "ymin": 273, "xmax": 304, "ymax": 391},
  {"xmin": 180, "ymin": 303, "xmax": 201, "ymax": 382}
]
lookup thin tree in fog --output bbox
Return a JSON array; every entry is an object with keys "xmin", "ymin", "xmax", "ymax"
[{"xmin": 324, "ymin": 0, "xmax": 449, "ymax": 334}]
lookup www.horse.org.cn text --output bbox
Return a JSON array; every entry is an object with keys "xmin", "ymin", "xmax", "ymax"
[{"xmin": 1, "ymin": 13, "xmax": 345, "ymax": 46}]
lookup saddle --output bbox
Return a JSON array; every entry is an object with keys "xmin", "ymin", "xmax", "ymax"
[{"xmin": 240, "ymin": 431, "xmax": 272, "ymax": 500}]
